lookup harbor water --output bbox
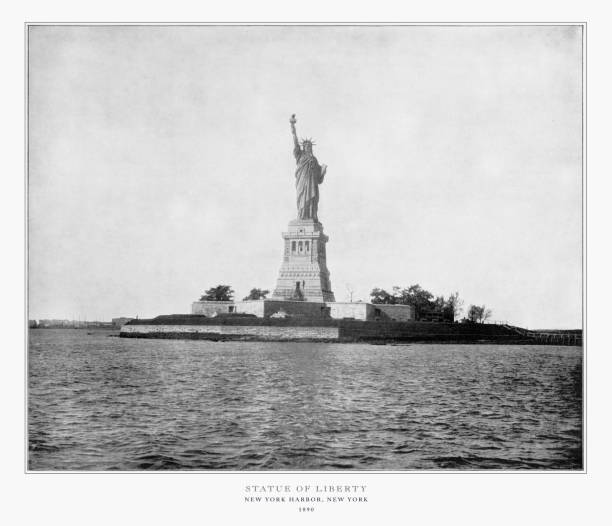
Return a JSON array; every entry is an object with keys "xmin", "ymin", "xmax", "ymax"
[{"xmin": 28, "ymin": 329, "xmax": 582, "ymax": 470}]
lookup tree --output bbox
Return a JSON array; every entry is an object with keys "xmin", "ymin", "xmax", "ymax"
[
  {"xmin": 243, "ymin": 288, "xmax": 270, "ymax": 301},
  {"xmin": 395, "ymin": 284, "xmax": 435, "ymax": 311},
  {"xmin": 370, "ymin": 288, "xmax": 397, "ymax": 304},
  {"xmin": 199, "ymin": 285, "xmax": 234, "ymax": 302},
  {"xmin": 467, "ymin": 304, "xmax": 492, "ymax": 323},
  {"xmin": 445, "ymin": 292, "xmax": 464, "ymax": 321},
  {"xmin": 467, "ymin": 305, "xmax": 482, "ymax": 323},
  {"xmin": 371, "ymin": 284, "xmax": 439, "ymax": 312}
]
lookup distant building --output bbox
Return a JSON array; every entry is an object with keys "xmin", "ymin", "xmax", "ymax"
[
  {"xmin": 38, "ymin": 319, "xmax": 74, "ymax": 328},
  {"xmin": 92, "ymin": 321, "xmax": 114, "ymax": 328}
]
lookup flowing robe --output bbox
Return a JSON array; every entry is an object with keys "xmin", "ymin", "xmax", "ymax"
[{"xmin": 294, "ymin": 144, "xmax": 326, "ymax": 221}]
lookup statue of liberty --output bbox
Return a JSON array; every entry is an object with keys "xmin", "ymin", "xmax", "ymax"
[{"xmin": 290, "ymin": 114, "xmax": 327, "ymax": 221}]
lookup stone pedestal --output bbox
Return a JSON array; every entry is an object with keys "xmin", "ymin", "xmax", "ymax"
[{"xmin": 272, "ymin": 219, "xmax": 336, "ymax": 302}]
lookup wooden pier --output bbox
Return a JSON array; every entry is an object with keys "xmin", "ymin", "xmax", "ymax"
[{"xmin": 503, "ymin": 325, "xmax": 582, "ymax": 346}]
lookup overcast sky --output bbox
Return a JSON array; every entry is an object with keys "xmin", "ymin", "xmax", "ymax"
[{"xmin": 28, "ymin": 25, "xmax": 582, "ymax": 328}]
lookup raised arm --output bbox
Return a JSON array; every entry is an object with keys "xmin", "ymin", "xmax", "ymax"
[{"xmin": 290, "ymin": 114, "xmax": 300, "ymax": 159}]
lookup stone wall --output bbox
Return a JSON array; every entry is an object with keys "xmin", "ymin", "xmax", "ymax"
[
  {"xmin": 338, "ymin": 321, "xmax": 520, "ymax": 342},
  {"xmin": 121, "ymin": 324, "xmax": 339, "ymax": 340},
  {"xmin": 122, "ymin": 317, "xmax": 536, "ymax": 343}
]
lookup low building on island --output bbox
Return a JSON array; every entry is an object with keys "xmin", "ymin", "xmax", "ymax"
[{"xmin": 191, "ymin": 298, "xmax": 415, "ymax": 322}]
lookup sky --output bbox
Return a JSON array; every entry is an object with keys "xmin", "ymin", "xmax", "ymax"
[{"xmin": 27, "ymin": 25, "xmax": 583, "ymax": 328}]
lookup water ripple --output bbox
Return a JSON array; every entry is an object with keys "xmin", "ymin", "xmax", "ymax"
[{"xmin": 28, "ymin": 330, "xmax": 582, "ymax": 470}]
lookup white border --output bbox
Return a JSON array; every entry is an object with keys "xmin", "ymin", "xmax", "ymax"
[{"xmin": 5, "ymin": 3, "xmax": 607, "ymax": 523}]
